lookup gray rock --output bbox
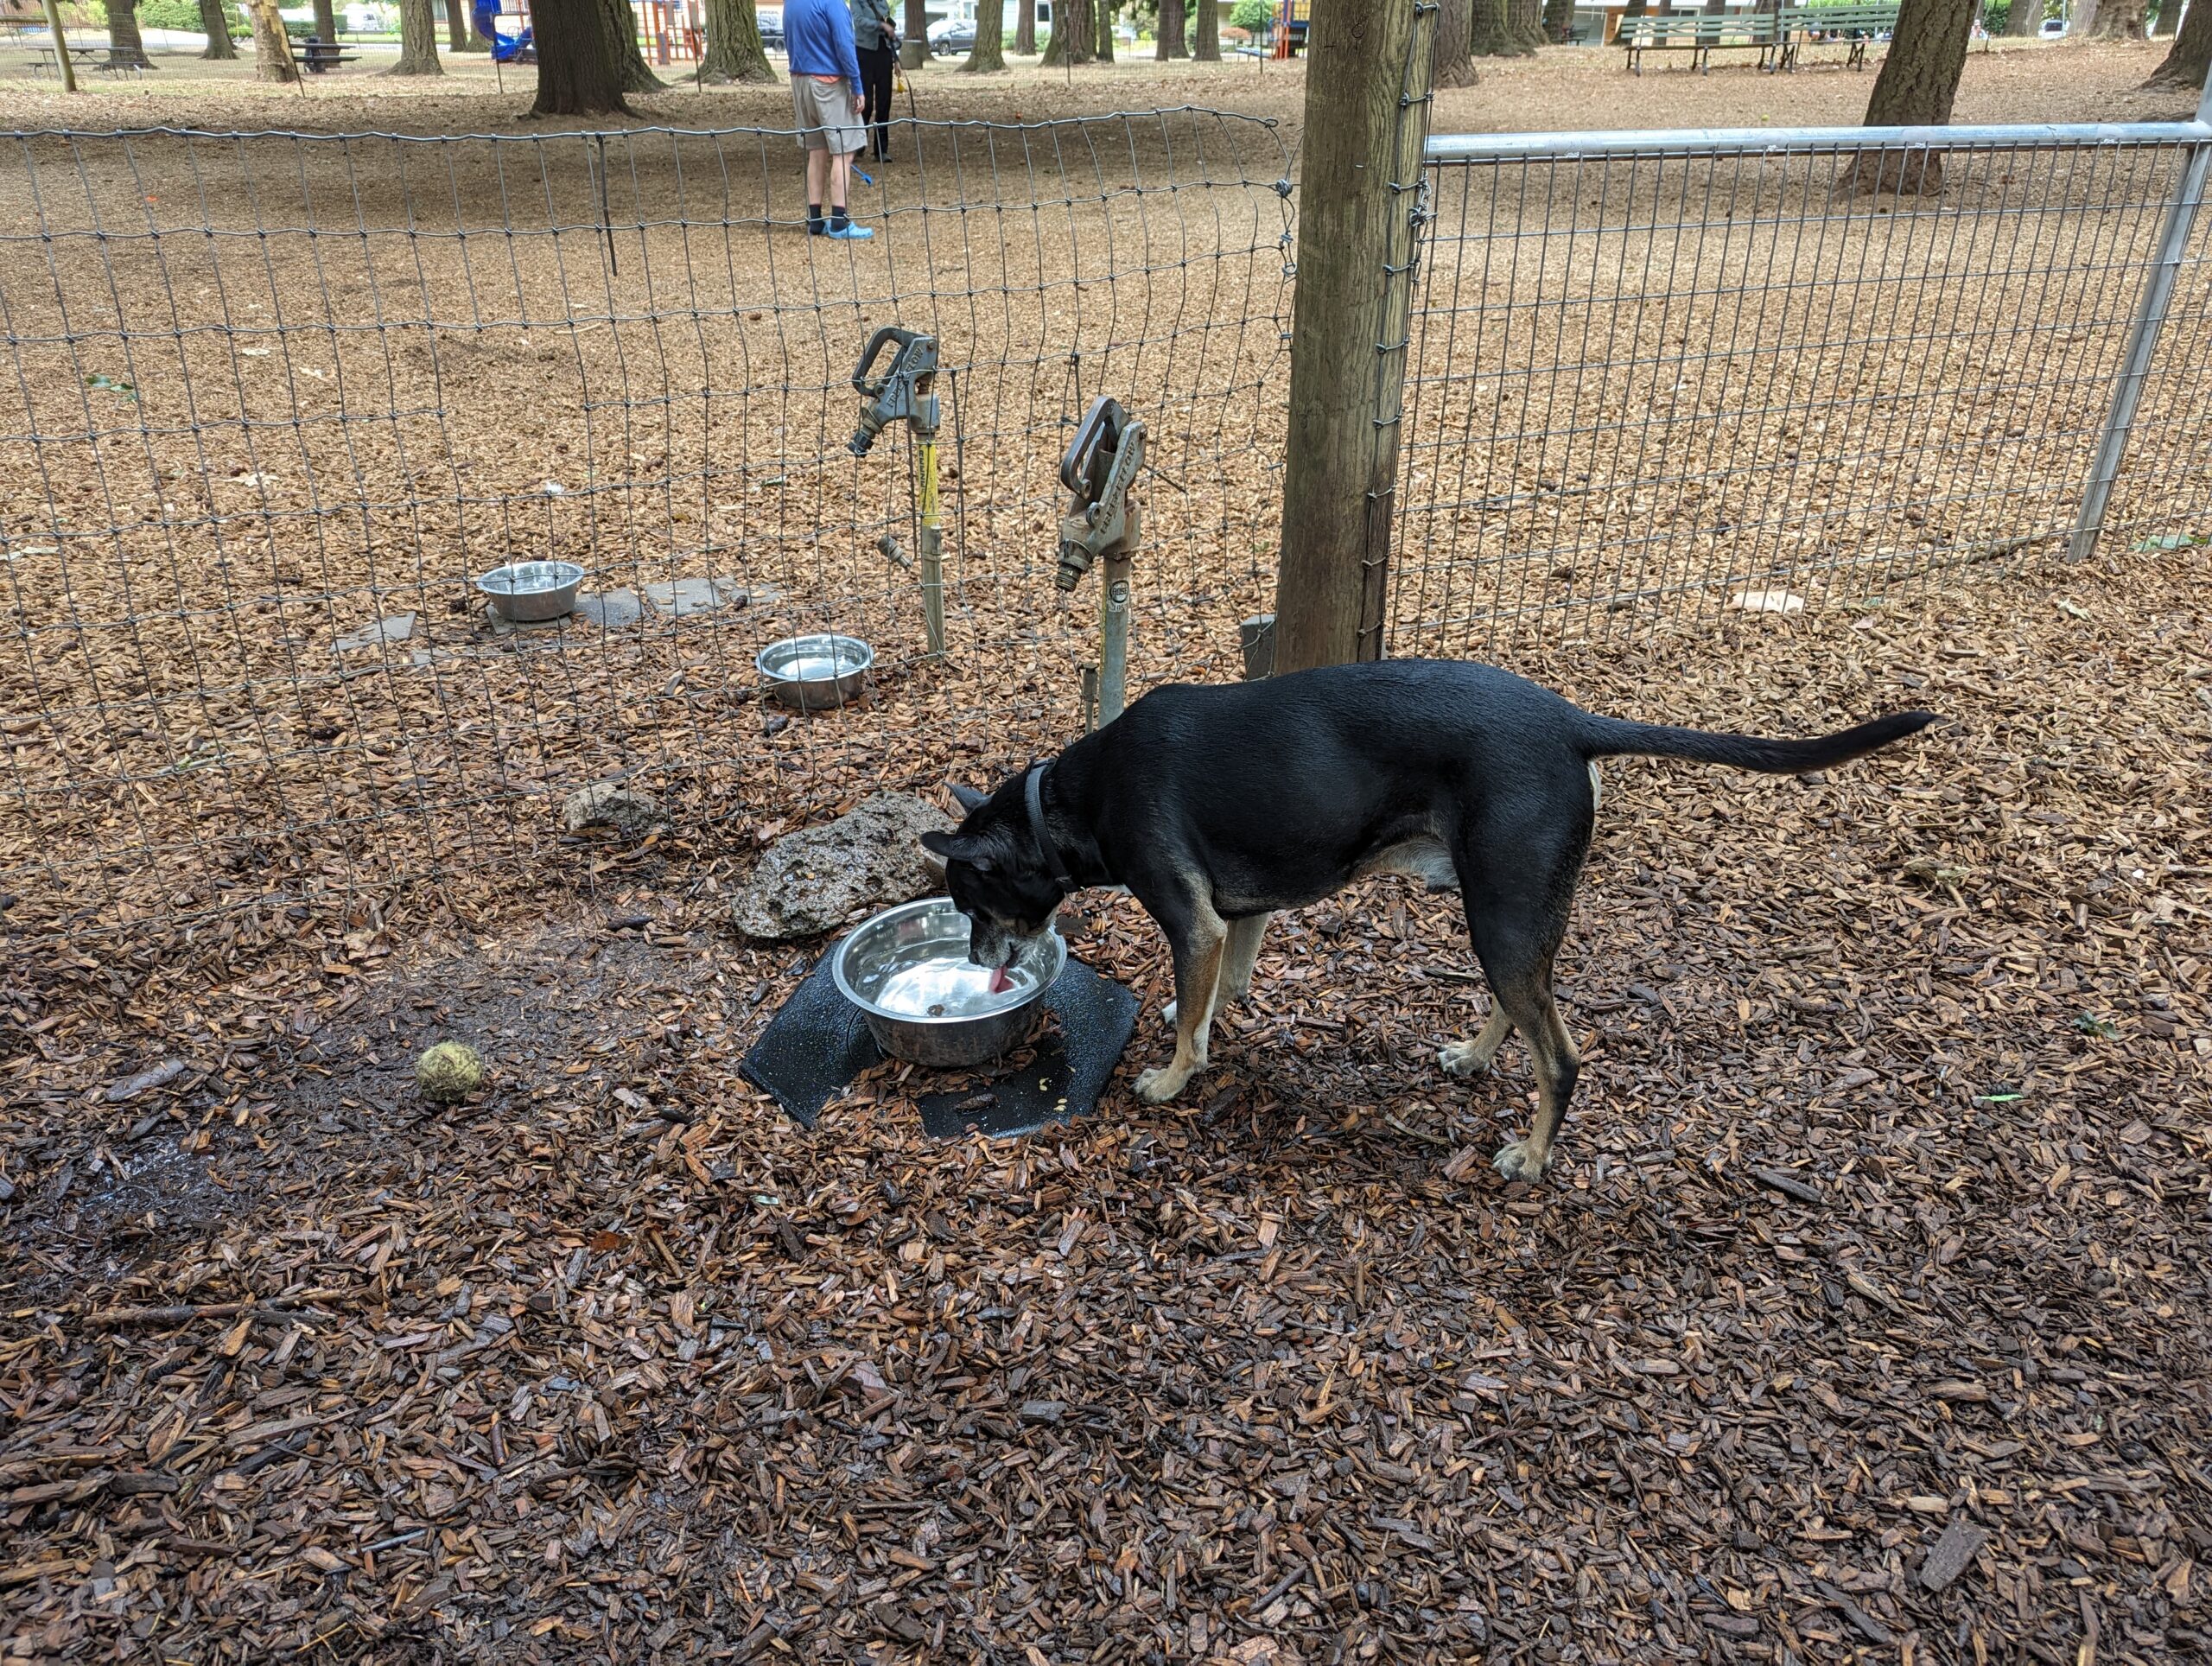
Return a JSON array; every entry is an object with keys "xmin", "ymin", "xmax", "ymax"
[
  {"xmin": 575, "ymin": 588, "xmax": 643, "ymax": 629},
  {"xmin": 728, "ymin": 792, "xmax": 953, "ymax": 941},
  {"xmin": 562, "ymin": 781, "xmax": 664, "ymax": 837},
  {"xmin": 335, "ymin": 613, "xmax": 416, "ymax": 652},
  {"xmin": 645, "ymin": 577, "xmax": 747, "ymax": 619}
]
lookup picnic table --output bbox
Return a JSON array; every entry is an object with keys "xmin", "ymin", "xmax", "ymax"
[
  {"xmin": 300, "ymin": 37, "xmax": 359, "ymax": 71},
  {"xmin": 29, "ymin": 41, "xmax": 140, "ymax": 75}
]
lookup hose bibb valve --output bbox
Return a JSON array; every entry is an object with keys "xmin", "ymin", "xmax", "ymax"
[
  {"xmin": 1055, "ymin": 396, "xmax": 1146, "ymax": 726},
  {"xmin": 849, "ymin": 327, "xmax": 946, "ymax": 657}
]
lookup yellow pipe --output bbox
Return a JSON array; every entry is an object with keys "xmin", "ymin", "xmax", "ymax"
[{"xmin": 917, "ymin": 436, "xmax": 944, "ymax": 658}]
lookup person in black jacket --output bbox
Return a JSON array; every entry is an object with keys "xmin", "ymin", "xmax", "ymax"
[{"xmin": 850, "ymin": 0, "xmax": 898, "ymax": 163}]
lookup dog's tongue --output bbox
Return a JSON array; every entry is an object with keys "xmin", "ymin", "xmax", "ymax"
[{"xmin": 987, "ymin": 968, "xmax": 1012, "ymax": 995}]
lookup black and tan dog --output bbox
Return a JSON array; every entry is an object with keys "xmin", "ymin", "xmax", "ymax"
[{"xmin": 921, "ymin": 659, "xmax": 1933, "ymax": 1180}]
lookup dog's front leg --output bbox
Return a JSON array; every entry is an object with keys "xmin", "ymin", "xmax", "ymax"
[{"xmin": 1134, "ymin": 900, "xmax": 1226, "ymax": 1105}]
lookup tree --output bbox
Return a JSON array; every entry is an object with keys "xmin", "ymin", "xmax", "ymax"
[
  {"xmin": 2147, "ymin": 0, "xmax": 2174, "ymax": 34},
  {"xmin": 531, "ymin": 0, "xmax": 632, "ymax": 114},
  {"xmin": 1509, "ymin": 0, "xmax": 1543, "ymax": 48},
  {"xmin": 1275, "ymin": 0, "xmax": 1428, "ymax": 670},
  {"xmin": 1016, "ymin": 0, "xmax": 1035, "ymax": 51},
  {"xmin": 312, "ymin": 0, "xmax": 334, "ymax": 39},
  {"xmin": 1096, "ymin": 0, "xmax": 1114, "ymax": 58},
  {"xmin": 447, "ymin": 0, "xmax": 485, "ymax": 50},
  {"xmin": 1541, "ymin": 0, "xmax": 1574, "ymax": 41},
  {"xmin": 1433, "ymin": 0, "xmax": 1476, "ymax": 83},
  {"xmin": 1043, "ymin": 0, "xmax": 1091, "ymax": 60},
  {"xmin": 105, "ymin": 0, "xmax": 156, "ymax": 67},
  {"xmin": 2005, "ymin": 0, "xmax": 2041, "ymax": 32},
  {"xmin": 390, "ymin": 0, "xmax": 442, "ymax": 71},
  {"xmin": 1470, "ymin": 0, "xmax": 1523, "ymax": 54},
  {"xmin": 903, "ymin": 0, "xmax": 928, "ymax": 62},
  {"xmin": 1193, "ymin": 0, "xmax": 1218, "ymax": 57},
  {"xmin": 699, "ymin": 0, "xmax": 775, "ymax": 80},
  {"xmin": 2088, "ymin": 0, "xmax": 2149, "ymax": 32},
  {"xmin": 245, "ymin": 0, "xmax": 299, "ymax": 78},
  {"xmin": 1842, "ymin": 0, "xmax": 1975, "ymax": 194},
  {"xmin": 964, "ymin": 0, "xmax": 1007, "ymax": 66},
  {"xmin": 598, "ymin": 0, "xmax": 667, "ymax": 89},
  {"xmin": 2145, "ymin": 0, "xmax": 2209, "ymax": 79},
  {"xmin": 1156, "ymin": 0, "xmax": 1186, "ymax": 54},
  {"xmin": 197, "ymin": 0, "xmax": 238, "ymax": 59}
]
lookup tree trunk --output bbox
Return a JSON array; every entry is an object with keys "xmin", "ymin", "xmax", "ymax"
[
  {"xmin": 902, "ymin": 0, "xmax": 928, "ymax": 61},
  {"xmin": 2146, "ymin": 0, "xmax": 2209, "ymax": 77},
  {"xmin": 1274, "ymin": 0, "xmax": 1427, "ymax": 671},
  {"xmin": 1017, "ymin": 0, "xmax": 1035, "ymax": 52},
  {"xmin": 699, "ymin": 0, "xmax": 774, "ymax": 79},
  {"xmin": 2005, "ymin": 0, "xmax": 2040, "ymax": 33},
  {"xmin": 1541, "ymin": 0, "xmax": 1574, "ymax": 41},
  {"xmin": 1509, "ymin": 0, "xmax": 1544, "ymax": 48},
  {"xmin": 531, "ymin": 0, "xmax": 633, "ymax": 113},
  {"xmin": 1470, "ymin": 0, "xmax": 1523, "ymax": 54},
  {"xmin": 1043, "ymin": 0, "xmax": 1091, "ymax": 61},
  {"xmin": 447, "ymin": 0, "xmax": 484, "ymax": 49},
  {"xmin": 1434, "ymin": 0, "xmax": 1476, "ymax": 82},
  {"xmin": 1194, "ymin": 0, "xmax": 1219, "ymax": 57},
  {"xmin": 246, "ymin": 0, "xmax": 298, "ymax": 78},
  {"xmin": 964, "ymin": 0, "xmax": 1007, "ymax": 66},
  {"xmin": 313, "ymin": 0, "xmax": 334, "ymax": 41},
  {"xmin": 1096, "ymin": 0, "xmax": 1114, "ymax": 58},
  {"xmin": 1845, "ymin": 0, "xmax": 1975, "ymax": 194},
  {"xmin": 595, "ymin": 0, "xmax": 666, "ymax": 86},
  {"xmin": 1156, "ymin": 0, "xmax": 1186, "ymax": 55},
  {"xmin": 2089, "ymin": 0, "xmax": 2148, "ymax": 34},
  {"xmin": 390, "ymin": 0, "xmax": 442, "ymax": 70},
  {"xmin": 2146, "ymin": 0, "xmax": 2174, "ymax": 35},
  {"xmin": 105, "ymin": 0, "xmax": 155, "ymax": 67},
  {"xmin": 2072, "ymin": 0, "xmax": 2100, "ymax": 29},
  {"xmin": 198, "ymin": 0, "xmax": 238, "ymax": 58}
]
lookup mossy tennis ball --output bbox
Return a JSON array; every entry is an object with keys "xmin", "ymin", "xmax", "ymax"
[{"xmin": 416, "ymin": 1042, "xmax": 486, "ymax": 1103}]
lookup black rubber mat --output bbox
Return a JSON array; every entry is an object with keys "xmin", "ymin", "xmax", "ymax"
[{"xmin": 740, "ymin": 953, "xmax": 1140, "ymax": 1140}]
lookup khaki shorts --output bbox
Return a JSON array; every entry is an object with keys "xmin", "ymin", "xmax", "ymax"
[{"xmin": 791, "ymin": 75, "xmax": 864, "ymax": 154}]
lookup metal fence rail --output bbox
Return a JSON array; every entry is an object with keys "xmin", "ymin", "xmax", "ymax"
[
  {"xmin": 1394, "ymin": 111, "xmax": 2212, "ymax": 653},
  {"xmin": 0, "ymin": 113, "xmax": 1294, "ymax": 958}
]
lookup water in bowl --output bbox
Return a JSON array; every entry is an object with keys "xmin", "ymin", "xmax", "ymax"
[
  {"xmin": 875, "ymin": 956, "xmax": 1040, "ymax": 1021},
  {"xmin": 784, "ymin": 652, "xmax": 848, "ymax": 682}
]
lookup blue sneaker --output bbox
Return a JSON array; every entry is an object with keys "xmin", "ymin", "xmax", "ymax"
[{"xmin": 826, "ymin": 221, "xmax": 874, "ymax": 240}]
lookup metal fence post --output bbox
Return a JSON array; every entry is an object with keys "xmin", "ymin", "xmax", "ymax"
[{"xmin": 2069, "ymin": 65, "xmax": 2212, "ymax": 563}]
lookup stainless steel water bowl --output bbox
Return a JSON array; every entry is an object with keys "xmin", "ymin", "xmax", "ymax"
[
  {"xmin": 476, "ymin": 560, "xmax": 585, "ymax": 622},
  {"xmin": 832, "ymin": 897, "xmax": 1065, "ymax": 1068},
  {"xmin": 757, "ymin": 633, "xmax": 874, "ymax": 709}
]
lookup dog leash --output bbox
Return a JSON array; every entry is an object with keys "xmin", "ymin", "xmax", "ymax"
[{"xmin": 1024, "ymin": 763, "xmax": 1076, "ymax": 892}]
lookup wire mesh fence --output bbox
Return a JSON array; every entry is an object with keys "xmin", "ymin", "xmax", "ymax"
[
  {"xmin": 0, "ymin": 112, "xmax": 1295, "ymax": 958},
  {"xmin": 1391, "ymin": 123, "xmax": 2212, "ymax": 654},
  {"xmin": 5, "ymin": 108, "xmax": 2209, "ymax": 967}
]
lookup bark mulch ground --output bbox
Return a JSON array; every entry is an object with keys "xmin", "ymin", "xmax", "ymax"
[{"xmin": 5, "ymin": 539, "xmax": 2209, "ymax": 1663}]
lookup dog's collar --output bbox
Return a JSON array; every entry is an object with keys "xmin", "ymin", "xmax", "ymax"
[{"xmin": 1024, "ymin": 763, "xmax": 1077, "ymax": 893}]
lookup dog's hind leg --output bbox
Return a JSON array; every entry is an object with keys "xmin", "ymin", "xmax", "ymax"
[
  {"xmin": 1439, "ymin": 1003, "xmax": 1513, "ymax": 1079},
  {"xmin": 1164, "ymin": 912, "xmax": 1268, "ymax": 1027},
  {"xmin": 1134, "ymin": 890, "xmax": 1226, "ymax": 1105}
]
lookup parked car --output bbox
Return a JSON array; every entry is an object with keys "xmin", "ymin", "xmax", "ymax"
[
  {"xmin": 2038, "ymin": 15, "xmax": 2066, "ymax": 34},
  {"xmin": 927, "ymin": 15, "xmax": 976, "ymax": 51},
  {"xmin": 756, "ymin": 4, "xmax": 783, "ymax": 50}
]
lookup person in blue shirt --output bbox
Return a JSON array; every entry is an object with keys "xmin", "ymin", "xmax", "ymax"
[{"xmin": 785, "ymin": 0, "xmax": 876, "ymax": 238}]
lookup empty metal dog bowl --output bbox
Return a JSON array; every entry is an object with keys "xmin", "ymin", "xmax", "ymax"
[
  {"xmin": 832, "ymin": 897, "xmax": 1065, "ymax": 1067},
  {"xmin": 476, "ymin": 560, "xmax": 585, "ymax": 623},
  {"xmin": 758, "ymin": 633, "xmax": 873, "ymax": 709}
]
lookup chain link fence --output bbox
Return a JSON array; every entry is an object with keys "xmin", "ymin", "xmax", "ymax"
[{"xmin": 4, "ymin": 105, "xmax": 2209, "ymax": 964}]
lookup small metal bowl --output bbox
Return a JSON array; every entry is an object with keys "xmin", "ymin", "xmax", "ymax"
[
  {"xmin": 757, "ymin": 633, "xmax": 873, "ymax": 709},
  {"xmin": 832, "ymin": 897, "xmax": 1065, "ymax": 1068},
  {"xmin": 477, "ymin": 560, "xmax": 585, "ymax": 623}
]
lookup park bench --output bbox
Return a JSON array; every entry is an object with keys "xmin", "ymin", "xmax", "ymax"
[
  {"xmin": 1774, "ymin": 3, "xmax": 1897, "ymax": 69},
  {"xmin": 1618, "ymin": 10, "xmax": 1785, "ymax": 74},
  {"xmin": 300, "ymin": 37, "xmax": 358, "ymax": 72}
]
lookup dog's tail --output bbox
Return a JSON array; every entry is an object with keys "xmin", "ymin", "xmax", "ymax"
[{"xmin": 1576, "ymin": 709, "xmax": 1936, "ymax": 773}]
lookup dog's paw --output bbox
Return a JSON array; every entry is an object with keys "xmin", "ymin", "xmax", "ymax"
[
  {"xmin": 1160, "ymin": 999, "xmax": 1177, "ymax": 1026},
  {"xmin": 1439, "ymin": 1039, "xmax": 1494, "ymax": 1079},
  {"xmin": 1491, "ymin": 1139, "xmax": 1553, "ymax": 1183},
  {"xmin": 1134, "ymin": 1065, "xmax": 1192, "ymax": 1104}
]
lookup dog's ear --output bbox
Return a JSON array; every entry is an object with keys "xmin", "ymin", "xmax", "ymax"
[
  {"xmin": 949, "ymin": 783, "xmax": 989, "ymax": 814},
  {"xmin": 920, "ymin": 830, "xmax": 995, "ymax": 872}
]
